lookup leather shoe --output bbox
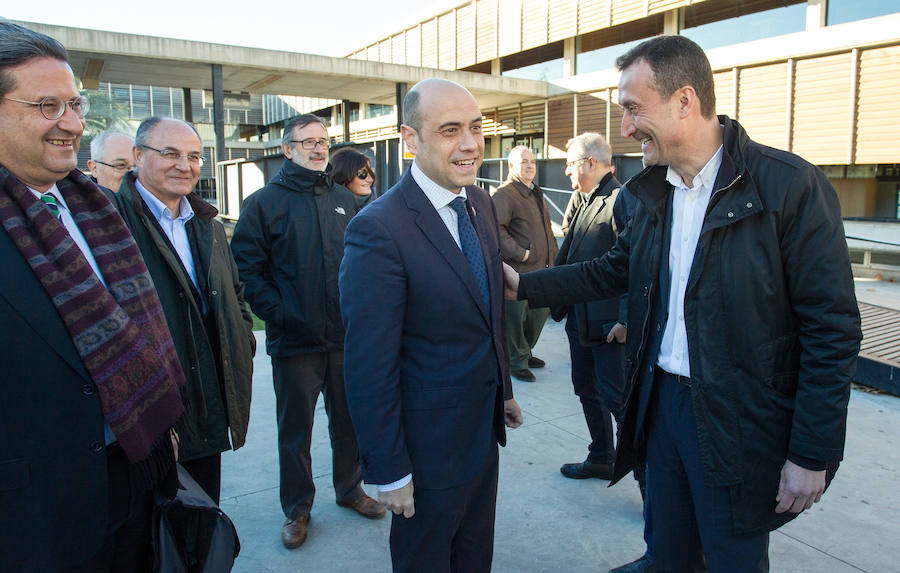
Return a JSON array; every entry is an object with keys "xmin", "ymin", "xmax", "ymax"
[
  {"xmin": 609, "ymin": 555, "xmax": 653, "ymax": 573},
  {"xmin": 528, "ymin": 356, "xmax": 546, "ymax": 368},
  {"xmin": 512, "ymin": 368, "xmax": 536, "ymax": 382},
  {"xmin": 337, "ymin": 493, "xmax": 386, "ymax": 519},
  {"xmin": 281, "ymin": 515, "xmax": 309, "ymax": 549},
  {"xmin": 560, "ymin": 460, "xmax": 613, "ymax": 480}
]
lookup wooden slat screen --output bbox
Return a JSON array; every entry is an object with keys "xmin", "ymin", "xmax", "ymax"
[
  {"xmin": 457, "ymin": 3, "xmax": 477, "ymax": 69},
  {"xmin": 548, "ymin": 0, "xmax": 577, "ymax": 42},
  {"xmin": 366, "ymin": 45, "xmax": 378, "ymax": 61},
  {"xmin": 523, "ymin": 0, "xmax": 549, "ymax": 51},
  {"xmin": 793, "ymin": 53, "xmax": 852, "ymax": 164},
  {"xmin": 578, "ymin": 0, "xmax": 611, "ymax": 35},
  {"xmin": 438, "ymin": 12, "xmax": 456, "ymax": 70},
  {"xmin": 737, "ymin": 63, "xmax": 788, "ymax": 151},
  {"xmin": 421, "ymin": 19, "xmax": 438, "ymax": 68},
  {"xmin": 498, "ymin": 0, "xmax": 523, "ymax": 57},
  {"xmin": 580, "ymin": 15, "xmax": 663, "ymax": 53},
  {"xmin": 476, "ymin": 0, "xmax": 498, "ymax": 63},
  {"xmin": 520, "ymin": 103, "xmax": 546, "ymax": 134},
  {"xmin": 406, "ymin": 27, "xmax": 422, "ymax": 68},
  {"xmin": 391, "ymin": 34, "xmax": 405, "ymax": 65},
  {"xmin": 379, "ymin": 39, "xmax": 392, "ymax": 63},
  {"xmin": 576, "ymin": 93, "xmax": 608, "ymax": 136},
  {"xmin": 648, "ymin": 0, "xmax": 689, "ymax": 15},
  {"xmin": 548, "ymin": 97, "xmax": 575, "ymax": 158},
  {"xmin": 713, "ymin": 70, "xmax": 735, "ymax": 118},
  {"xmin": 608, "ymin": 89, "xmax": 641, "ymax": 154},
  {"xmin": 497, "ymin": 106, "xmax": 522, "ymax": 133},
  {"xmin": 856, "ymin": 45, "xmax": 900, "ymax": 164},
  {"xmin": 611, "ymin": 0, "xmax": 646, "ymax": 27}
]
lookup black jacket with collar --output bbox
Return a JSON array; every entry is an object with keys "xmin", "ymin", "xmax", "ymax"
[
  {"xmin": 519, "ymin": 116, "xmax": 861, "ymax": 536},
  {"xmin": 231, "ymin": 159, "xmax": 358, "ymax": 357},
  {"xmin": 552, "ymin": 172, "xmax": 634, "ymax": 345}
]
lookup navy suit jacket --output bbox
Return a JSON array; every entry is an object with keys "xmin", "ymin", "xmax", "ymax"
[
  {"xmin": 340, "ymin": 171, "xmax": 513, "ymax": 490},
  {"xmin": 0, "ymin": 225, "xmax": 110, "ymax": 570}
]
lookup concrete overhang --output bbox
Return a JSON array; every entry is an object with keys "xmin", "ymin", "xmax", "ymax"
[{"xmin": 15, "ymin": 21, "xmax": 570, "ymax": 110}]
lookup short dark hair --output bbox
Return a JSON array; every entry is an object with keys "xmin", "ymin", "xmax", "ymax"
[
  {"xmin": 0, "ymin": 21, "xmax": 68, "ymax": 98},
  {"xmin": 330, "ymin": 147, "xmax": 375, "ymax": 187},
  {"xmin": 402, "ymin": 88, "xmax": 422, "ymax": 133},
  {"xmin": 282, "ymin": 114, "xmax": 329, "ymax": 146},
  {"xmin": 616, "ymin": 35, "xmax": 716, "ymax": 119},
  {"xmin": 134, "ymin": 116, "xmax": 201, "ymax": 148}
]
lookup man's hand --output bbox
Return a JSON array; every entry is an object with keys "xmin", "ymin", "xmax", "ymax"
[
  {"xmin": 379, "ymin": 480, "xmax": 415, "ymax": 518},
  {"xmin": 607, "ymin": 323, "xmax": 627, "ymax": 344},
  {"xmin": 504, "ymin": 398, "xmax": 524, "ymax": 428},
  {"xmin": 502, "ymin": 262, "xmax": 520, "ymax": 300},
  {"xmin": 775, "ymin": 459, "xmax": 826, "ymax": 514}
]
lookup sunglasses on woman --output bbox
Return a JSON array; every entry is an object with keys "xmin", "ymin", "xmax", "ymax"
[{"xmin": 356, "ymin": 168, "xmax": 373, "ymax": 180}]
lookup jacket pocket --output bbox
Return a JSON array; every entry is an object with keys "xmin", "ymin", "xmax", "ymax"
[{"xmin": 0, "ymin": 459, "xmax": 30, "ymax": 491}]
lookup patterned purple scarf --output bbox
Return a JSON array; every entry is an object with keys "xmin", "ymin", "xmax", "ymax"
[{"xmin": 0, "ymin": 166, "xmax": 184, "ymax": 463}]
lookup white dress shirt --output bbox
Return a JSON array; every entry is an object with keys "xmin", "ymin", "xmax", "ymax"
[
  {"xmin": 377, "ymin": 161, "xmax": 470, "ymax": 493},
  {"xmin": 656, "ymin": 145, "xmax": 724, "ymax": 378}
]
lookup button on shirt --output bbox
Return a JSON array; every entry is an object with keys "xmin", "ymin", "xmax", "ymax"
[
  {"xmin": 135, "ymin": 179, "xmax": 203, "ymax": 307},
  {"xmin": 656, "ymin": 144, "xmax": 724, "ymax": 378},
  {"xmin": 377, "ymin": 160, "xmax": 468, "ymax": 493}
]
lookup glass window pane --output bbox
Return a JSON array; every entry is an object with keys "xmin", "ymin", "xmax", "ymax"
[
  {"xmin": 681, "ymin": 3, "xmax": 806, "ymax": 50},
  {"xmin": 828, "ymin": 0, "xmax": 900, "ymax": 26},
  {"xmin": 577, "ymin": 38, "xmax": 645, "ymax": 74},
  {"xmin": 502, "ymin": 58, "xmax": 564, "ymax": 81}
]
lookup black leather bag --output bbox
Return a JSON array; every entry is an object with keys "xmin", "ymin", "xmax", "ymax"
[{"xmin": 153, "ymin": 464, "xmax": 240, "ymax": 572}]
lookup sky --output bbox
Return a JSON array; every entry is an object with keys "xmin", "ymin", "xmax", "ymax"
[{"xmin": 3, "ymin": 0, "xmax": 453, "ymax": 57}]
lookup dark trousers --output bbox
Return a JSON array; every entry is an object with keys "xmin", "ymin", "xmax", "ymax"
[
  {"xmin": 181, "ymin": 453, "xmax": 222, "ymax": 505},
  {"xmin": 65, "ymin": 444, "xmax": 155, "ymax": 573},
  {"xmin": 647, "ymin": 370, "xmax": 769, "ymax": 572},
  {"xmin": 564, "ymin": 317, "xmax": 626, "ymax": 464},
  {"xmin": 504, "ymin": 299, "xmax": 549, "ymax": 370},
  {"xmin": 390, "ymin": 442, "xmax": 499, "ymax": 573},
  {"xmin": 272, "ymin": 351, "xmax": 363, "ymax": 520}
]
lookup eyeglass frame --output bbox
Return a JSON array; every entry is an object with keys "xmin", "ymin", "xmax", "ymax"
[
  {"xmin": 355, "ymin": 167, "xmax": 375, "ymax": 180},
  {"xmin": 93, "ymin": 160, "xmax": 134, "ymax": 172},
  {"xmin": 288, "ymin": 138, "xmax": 331, "ymax": 150},
  {"xmin": 138, "ymin": 144, "xmax": 205, "ymax": 167},
  {"xmin": 565, "ymin": 156, "xmax": 593, "ymax": 169},
  {"xmin": 2, "ymin": 95, "xmax": 90, "ymax": 120}
]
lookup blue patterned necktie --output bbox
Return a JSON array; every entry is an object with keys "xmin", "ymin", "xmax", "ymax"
[
  {"xmin": 40, "ymin": 192, "xmax": 61, "ymax": 219},
  {"xmin": 449, "ymin": 197, "xmax": 490, "ymax": 309}
]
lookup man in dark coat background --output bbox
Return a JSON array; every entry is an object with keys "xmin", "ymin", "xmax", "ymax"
[
  {"xmin": 340, "ymin": 78, "xmax": 523, "ymax": 572},
  {"xmin": 231, "ymin": 114, "xmax": 384, "ymax": 551},
  {"xmin": 111, "ymin": 116, "xmax": 256, "ymax": 504},
  {"xmin": 505, "ymin": 36, "xmax": 861, "ymax": 572},
  {"xmin": 492, "ymin": 144, "xmax": 558, "ymax": 382}
]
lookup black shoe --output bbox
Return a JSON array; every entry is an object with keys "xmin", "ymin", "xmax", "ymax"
[
  {"xmin": 560, "ymin": 460, "xmax": 612, "ymax": 480},
  {"xmin": 511, "ymin": 368, "xmax": 536, "ymax": 382},
  {"xmin": 609, "ymin": 555, "xmax": 653, "ymax": 573},
  {"xmin": 527, "ymin": 356, "xmax": 546, "ymax": 368}
]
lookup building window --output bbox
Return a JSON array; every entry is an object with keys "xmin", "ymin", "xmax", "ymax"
[
  {"xmin": 681, "ymin": 1, "xmax": 806, "ymax": 50},
  {"xmin": 577, "ymin": 16, "xmax": 663, "ymax": 74},
  {"xmin": 502, "ymin": 41, "xmax": 565, "ymax": 81},
  {"xmin": 366, "ymin": 104, "xmax": 393, "ymax": 119},
  {"xmin": 827, "ymin": 0, "xmax": 900, "ymax": 26}
]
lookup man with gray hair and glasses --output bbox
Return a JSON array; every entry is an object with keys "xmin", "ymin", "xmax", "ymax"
[
  {"xmin": 0, "ymin": 21, "xmax": 185, "ymax": 571},
  {"xmin": 232, "ymin": 113, "xmax": 384, "ymax": 550},
  {"xmin": 87, "ymin": 129, "xmax": 134, "ymax": 192}
]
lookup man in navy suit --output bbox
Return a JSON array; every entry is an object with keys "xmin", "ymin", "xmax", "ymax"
[{"xmin": 340, "ymin": 78, "xmax": 523, "ymax": 572}]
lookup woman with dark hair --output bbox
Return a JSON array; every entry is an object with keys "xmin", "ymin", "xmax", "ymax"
[{"xmin": 331, "ymin": 147, "xmax": 377, "ymax": 208}]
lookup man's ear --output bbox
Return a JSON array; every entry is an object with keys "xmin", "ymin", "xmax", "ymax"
[
  {"xmin": 676, "ymin": 86, "xmax": 698, "ymax": 119},
  {"xmin": 86, "ymin": 160, "xmax": 98, "ymax": 178},
  {"xmin": 400, "ymin": 124, "xmax": 419, "ymax": 156},
  {"xmin": 281, "ymin": 141, "xmax": 293, "ymax": 160}
]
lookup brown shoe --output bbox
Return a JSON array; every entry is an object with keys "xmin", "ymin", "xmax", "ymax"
[
  {"xmin": 337, "ymin": 493, "xmax": 386, "ymax": 519},
  {"xmin": 281, "ymin": 515, "xmax": 309, "ymax": 549}
]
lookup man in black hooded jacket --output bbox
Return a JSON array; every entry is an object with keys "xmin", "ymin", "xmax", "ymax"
[{"xmin": 231, "ymin": 114, "xmax": 384, "ymax": 551}]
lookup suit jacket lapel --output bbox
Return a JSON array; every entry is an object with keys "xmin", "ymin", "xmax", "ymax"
[
  {"xmin": 568, "ymin": 192, "xmax": 609, "ymax": 259},
  {"xmin": 402, "ymin": 176, "xmax": 490, "ymax": 324},
  {"xmin": 466, "ymin": 190, "xmax": 496, "ymax": 324}
]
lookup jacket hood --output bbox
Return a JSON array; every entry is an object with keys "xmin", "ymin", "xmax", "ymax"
[
  {"xmin": 272, "ymin": 158, "xmax": 334, "ymax": 195},
  {"xmin": 625, "ymin": 114, "xmax": 749, "ymax": 222}
]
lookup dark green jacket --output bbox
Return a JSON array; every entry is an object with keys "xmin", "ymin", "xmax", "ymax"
[{"xmin": 113, "ymin": 173, "xmax": 256, "ymax": 461}]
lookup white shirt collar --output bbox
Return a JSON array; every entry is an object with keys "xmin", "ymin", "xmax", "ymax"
[
  {"xmin": 410, "ymin": 160, "xmax": 468, "ymax": 212},
  {"xmin": 135, "ymin": 178, "xmax": 194, "ymax": 223},
  {"xmin": 27, "ymin": 183, "xmax": 68, "ymax": 210},
  {"xmin": 666, "ymin": 144, "xmax": 724, "ymax": 193}
]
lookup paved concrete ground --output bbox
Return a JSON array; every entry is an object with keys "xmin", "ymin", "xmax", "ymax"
[{"xmin": 221, "ymin": 278, "xmax": 900, "ymax": 572}]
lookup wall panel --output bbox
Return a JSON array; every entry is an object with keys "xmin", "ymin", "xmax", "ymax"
[
  {"xmin": 611, "ymin": 0, "xmax": 646, "ymax": 27},
  {"xmin": 457, "ymin": 3, "xmax": 477, "ymax": 69},
  {"xmin": 438, "ymin": 12, "xmax": 456, "ymax": 70},
  {"xmin": 793, "ymin": 53, "xmax": 852, "ymax": 164},
  {"xmin": 737, "ymin": 63, "xmax": 789, "ymax": 150},
  {"xmin": 648, "ymin": 0, "xmax": 688, "ymax": 15},
  {"xmin": 548, "ymin": 97, "xmax": 575, "ymax": 157},
  {"xmin": 548, "ymin": 0, "xmax": 577, "ymax": 42},
  {"xmin": 499, "ymin": 0, "xmax": 523, "ymax": 57},
  {"xmin": 713, "ymin": 70, "xmax": 735, "ymax": 118},
  {"xmin": 608, "ymin": 89, "xmax": 641, "ymax": 154},
  {"xmin": 378, "ymin": 39, "xmax": 392, "ymax": 63},
  {"xmin": 406, "ymin": 27, "xmax": 422, "ymax": 67},
  {"xmin": 856, "ymin": 45, "xmax": 900, "ymax": 164},
  {"xmin": 421, "ymin": 19, "xmax": 438, "ymax": 68},
  {"xmin": 391, "ymin": 34, "xmax": 405, "ymax": 65},
  {"xmin": 576, "ymin": 93, "xmax": 608, "ymax": 136},
  {"xmin": 476, "ymin": 0, "xmax": 498, "ymax": 63},
  {"xmin": 578, "ymin": 0, "xmax": 610, "ymax": 34},
  {"xmin": 523, "ymin": 0, "xmax": 549, "ymax": 51}
]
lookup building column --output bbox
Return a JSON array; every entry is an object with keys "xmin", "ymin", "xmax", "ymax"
[
  {"xmin": 664, "ymin": 9, "xmax": 681, "ymax": 35},
  {"xmin": 491, "ymin": 58, "xmax": 501, "ymax": 76},
  {"xmin": 807, "ymin": 0, "xmax": 827, "ymax": 31},
  {"xmin": 563, "ymin": 37, "xmax": 577, "ymax": 77},
  {"xmin": 341, "ymin": 99, "xmax": 351, "ymax": 143},
  {"xmin": 182, "ymin": 87, "xmax": 193, "ymax": 123},
  {"xmin": 211, "ymin": 64, "xmax": 225, "ymax": 169}
]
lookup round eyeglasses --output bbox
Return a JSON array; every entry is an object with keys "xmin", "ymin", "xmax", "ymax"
[{"xmin": 2, "ymin": 95, "xmax": 90, "ymax": 120}]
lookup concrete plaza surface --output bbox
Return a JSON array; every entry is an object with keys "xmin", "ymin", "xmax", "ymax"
[{"xmin": 221, "ymin": 278, "xmax": 900, "ymax": 572}]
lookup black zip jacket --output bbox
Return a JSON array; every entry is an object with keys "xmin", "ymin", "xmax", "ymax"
[{"xmin": 520, "ymin": 116, "xmax": 861, "ymax": 536}]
